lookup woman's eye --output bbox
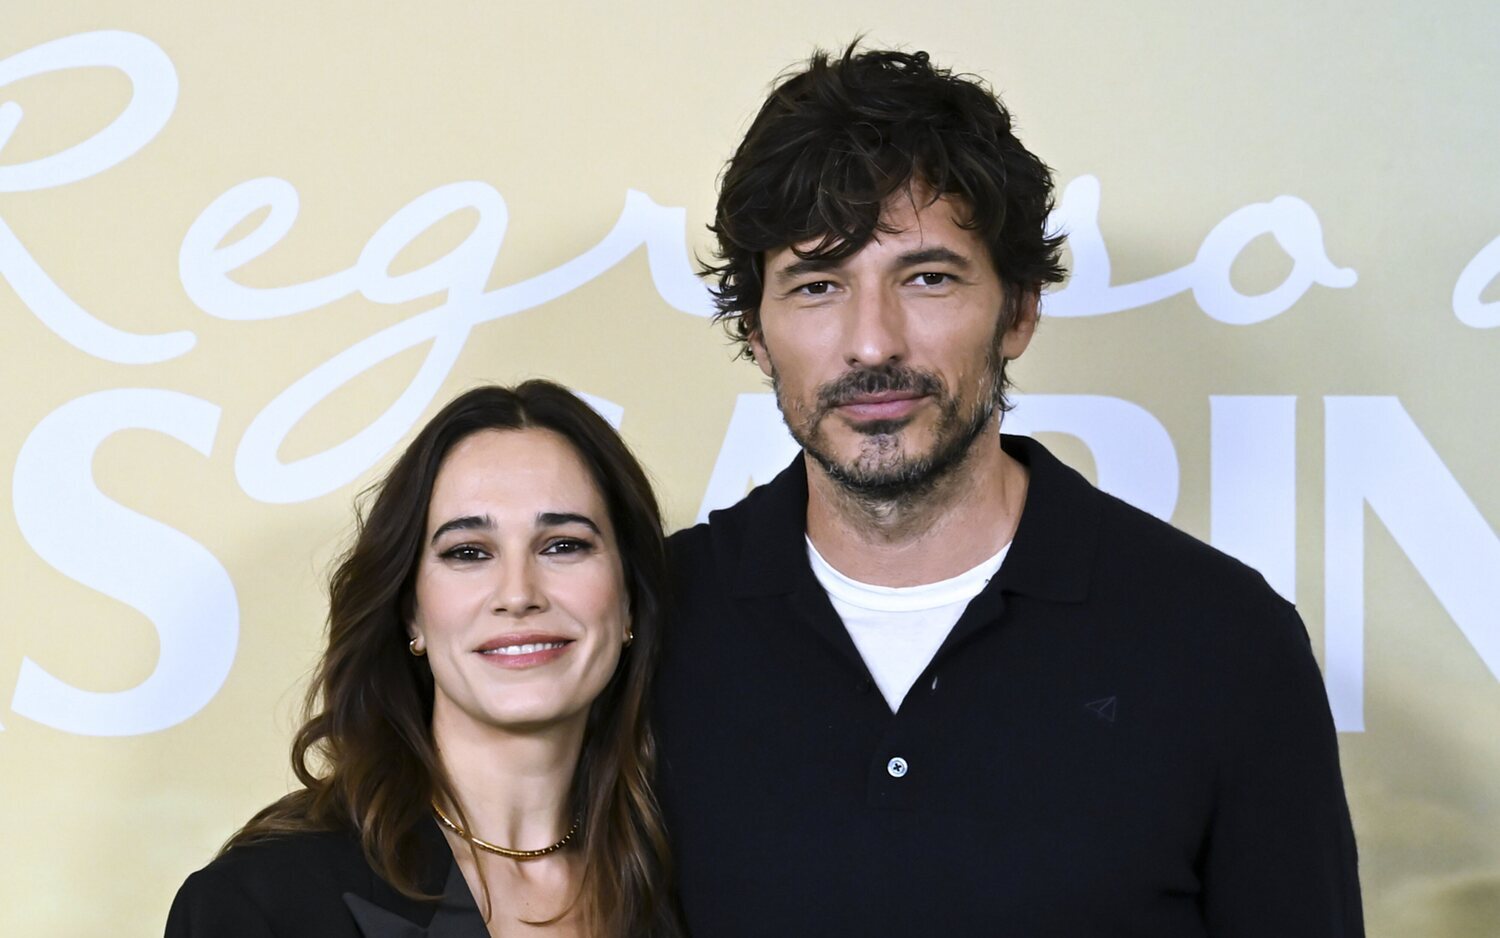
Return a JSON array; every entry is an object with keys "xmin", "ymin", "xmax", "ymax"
[
  {"xmin": 439, "ymin": 545, "xmax": 488, "ymax": 562},
  {"xmin": 543, "ymin": 538, "xmax": 593, "ymax": 556}
]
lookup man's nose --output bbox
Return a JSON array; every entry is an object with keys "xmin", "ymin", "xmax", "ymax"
[{"xmin": 843, "ymin": 283, "xmax": 909, "ymax": 368}]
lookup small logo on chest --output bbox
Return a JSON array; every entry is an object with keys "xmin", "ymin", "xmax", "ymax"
[{"xmin": 1084, "ymin": 696, "xmax": 1119, "ymax": 724}]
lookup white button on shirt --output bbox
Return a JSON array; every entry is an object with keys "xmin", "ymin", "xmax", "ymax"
[
  {"xmin": 887, "ymin": 757, "xmax": 909, "ymax": 778},
  {"xmin": 807, "ymin": 537, "xmax": 1010, "ymax": 713}
]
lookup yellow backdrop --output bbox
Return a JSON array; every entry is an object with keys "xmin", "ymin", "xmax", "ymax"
[{"xmin": 2, "ymin": 3, "xmax": 1497, "ymax": 934}]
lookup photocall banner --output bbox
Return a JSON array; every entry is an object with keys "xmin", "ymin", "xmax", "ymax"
[{"xmin": 2, "ymin": 3, "xmax": 1496, "ymax": 934}]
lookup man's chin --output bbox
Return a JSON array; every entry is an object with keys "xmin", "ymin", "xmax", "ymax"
[
  {"xmin": 819, "ymin": 412, "xmax": 926, "ymax": 450},
  {"xmin": 818, "ymin": 458, "xmax": 936, "ymax": 501},
  {"xmin": 806, "ymin": 439, "xmax": 938, "ymax": 496},
  {"xmin": 844, "ymin": 416, "xmax": 916, "ymax": 437},
  {"xmin": 804, "ymin": 413, "xmax": 990, "ymax": 502}
]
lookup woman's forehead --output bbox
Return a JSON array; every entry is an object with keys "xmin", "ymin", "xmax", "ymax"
[{"xmin": 428, "ymin": 428, "xmax": 607, "ymax": 523}]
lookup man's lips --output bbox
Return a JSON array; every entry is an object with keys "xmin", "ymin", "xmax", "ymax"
[
  {"xmin": 834, "ymin": 392, "xmax": 926, "ymax": 422},
  {"xmin": 474, "ymin": 633, "xmax": 575, "ymax": 668}
]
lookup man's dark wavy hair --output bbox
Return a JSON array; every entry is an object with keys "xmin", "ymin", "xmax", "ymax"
[{"xmin": 704, "ymin": 43, "xmax": 1068, "ymax": 360}]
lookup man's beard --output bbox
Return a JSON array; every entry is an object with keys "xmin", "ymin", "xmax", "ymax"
[{"xmin": 772, "ymin": 351, "xmax": 1005, "ymax": 505}]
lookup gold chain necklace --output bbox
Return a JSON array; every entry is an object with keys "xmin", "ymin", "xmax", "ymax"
[{"xmin": 431, "ymin": 800, "xmax": 579, "ymax": 860}]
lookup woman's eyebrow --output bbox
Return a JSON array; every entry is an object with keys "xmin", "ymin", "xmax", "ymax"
[
  {"xmin": 537, "ymin": 511, "xmax": 601, "ymax": 535},
  {"xmin": 429, "ymin": 514, "xmax": 492, "ymax": 544}
]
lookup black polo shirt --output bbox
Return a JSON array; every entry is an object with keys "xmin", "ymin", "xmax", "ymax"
[{"xmin": 655, "ymin": 436, "xmax": 1362, "ymax": 937}]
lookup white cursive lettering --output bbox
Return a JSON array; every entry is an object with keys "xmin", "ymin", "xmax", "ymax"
[
  {"xmin": 0, "ymin": 31, "xmax": 192, "ymax": 363},
  {"xmin": 1044, "ymin": 174, "xmax": 1357, "ymax": 324}
]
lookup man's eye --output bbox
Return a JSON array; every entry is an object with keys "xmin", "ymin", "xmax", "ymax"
[
  {"xmin": 795, "ymin": 280, "xmax": 834, "ymax": 296},
  {"xmin": 910, "ymin": 272, "xmax": 952, "ymax": 286},
  {"xmin": 543, "ymin": 538, "xmax": 593, "ymax": 556}
]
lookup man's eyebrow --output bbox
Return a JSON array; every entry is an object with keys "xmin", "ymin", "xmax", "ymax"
[
  {"xmin": 538, "ymin": 511, "xmax": 602, "ymax": 535},
  {"xmin": 772, "ymin": 255, "xmax": 843, "ymax": 285},
  {"xmin": 896, "ymin": 246, "xmax": 973, "ymax": 269},
  {"xmin": 771, "ymin": 247, "xmax": 974, "ymax": 285},
  {"xmin": 430, "ymin": 514, "xmax": 492, "ymax": 543}
]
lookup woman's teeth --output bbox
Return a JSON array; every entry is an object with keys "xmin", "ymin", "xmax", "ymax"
[{"xmin": 481, "ymin": 642, "xmax": 567, "ymax": 656}]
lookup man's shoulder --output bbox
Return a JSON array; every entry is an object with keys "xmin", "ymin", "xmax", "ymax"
[
  {"xmin": 1101, "ymin": 487, "xmax": 1284, "ymax": 603},
  {"xmin": 665, "ymin": 511, "xmax": 738, "ymax": 565},
  {"xmin": 1075, "ymin": 483, "xmax": 1310, "ymax": 671},
  {"xmin": 666, "ymin": 518, "xmax": 711, "ymax": 556},
  {"xmin": 667, "ymin": 462, "xmax": 793, "ymax": 572},
  {"xmin": 665, "ymin": 516, "xmax": 738, "ymax": 590},
  {"xmin": 1008, "ymin": 434, "xmax": 1287, "ymax": 614}
]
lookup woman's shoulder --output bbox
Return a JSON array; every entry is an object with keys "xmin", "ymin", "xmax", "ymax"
[
  {"xmin": 208, "ymin": 826, "xmax": 370, "ymax": 884},
  {"xmin": 166, "ymin": 827, "xmax": 379, "ymax": 936},
  {"xmin": 166, "ymin": 820, "xmax": 461, "ymax": 938}
]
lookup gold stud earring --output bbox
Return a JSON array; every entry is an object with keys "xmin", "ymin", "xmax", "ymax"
[
  {"xmin": 408, "ymin": 637, "xmax": 426, "ymax": 657},
  {"xmin": 624, "ymin": 628, "xmax": 634, "ymax": 647}
]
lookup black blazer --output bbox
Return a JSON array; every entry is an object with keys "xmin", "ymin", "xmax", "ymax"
[{"xmin": 165, "ymin": 820, "xmax": 486, "ymax": 937}]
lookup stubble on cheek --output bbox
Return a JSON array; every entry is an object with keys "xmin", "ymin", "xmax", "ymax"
[{"xmin": 767, "ymin": 365, "xmax": 813, "ymax": 437}]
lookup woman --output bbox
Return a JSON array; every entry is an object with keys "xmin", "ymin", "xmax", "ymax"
[{"xmin": 167, "ymin": 381, "xmax": 680, "ymax": 937}]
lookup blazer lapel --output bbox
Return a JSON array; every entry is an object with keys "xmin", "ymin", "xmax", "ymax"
[
  {"xmin": 344, "ymin": 824, "xmax": 488, "ymax": 938},
  {"xmin": 344, "ymin": 864, "xmax": 487, "ymax": 937}
]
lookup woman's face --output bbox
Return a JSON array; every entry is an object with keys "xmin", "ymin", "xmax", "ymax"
[{"xmin": 410, "ymin": 428, "xmax": 630, "ymax": 741}]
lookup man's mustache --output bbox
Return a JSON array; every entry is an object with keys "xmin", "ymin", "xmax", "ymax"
[{"xmin": 815, "ymin": 365, "xmax": 944, "ymax": 413}]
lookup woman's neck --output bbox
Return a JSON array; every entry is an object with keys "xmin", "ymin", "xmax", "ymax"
[{"xmin": 431, "ymin": 709, "xmax": 585, "ymax": 849}]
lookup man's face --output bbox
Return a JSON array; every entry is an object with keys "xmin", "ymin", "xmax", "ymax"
[{"xmin": 750, "ymin": 190, "xmax": 1035, "ymax": 498}]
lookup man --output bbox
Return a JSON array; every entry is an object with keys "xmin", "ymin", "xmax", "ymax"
[{"xmin": 655, "ymin": 46, "xmax": 1363, "ymax": 936}]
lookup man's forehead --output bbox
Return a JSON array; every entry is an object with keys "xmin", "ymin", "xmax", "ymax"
[{"xmin": 767, "ymin": 192, "xmax": 979, "ymax": 270}]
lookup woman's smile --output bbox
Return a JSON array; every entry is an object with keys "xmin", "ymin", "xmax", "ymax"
[{"xmin": 475, "ymin": 634, "xmax": 576, "ymax": 668}]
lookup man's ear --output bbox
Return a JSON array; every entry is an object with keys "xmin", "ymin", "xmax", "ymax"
[
  {"xmin": 748, "ymin": 322, "xmax": 774, "ymax": 378},
  {"xmin": 1001, "ymin": 290, "xmax": 1039, "ymax": 361}
]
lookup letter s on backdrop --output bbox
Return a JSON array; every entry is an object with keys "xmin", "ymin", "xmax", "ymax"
[{"xmin": 9, "ymin": 390, "xmax": 239, "ymax": 736}]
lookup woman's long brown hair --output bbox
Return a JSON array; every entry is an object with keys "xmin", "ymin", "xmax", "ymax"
[{"xmin": 225, "ymin": 381, "xmax": 679, "ymax": 936}]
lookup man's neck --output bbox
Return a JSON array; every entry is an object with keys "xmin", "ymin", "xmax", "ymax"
[{"xmin": 805, "ymin": 433, "xmax": 1027, "ymax": 588}]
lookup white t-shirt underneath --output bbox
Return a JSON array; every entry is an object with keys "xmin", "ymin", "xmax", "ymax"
[{"xmin": 806, "ymin": 537, "xmax": 1010, "ymax": 713}]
